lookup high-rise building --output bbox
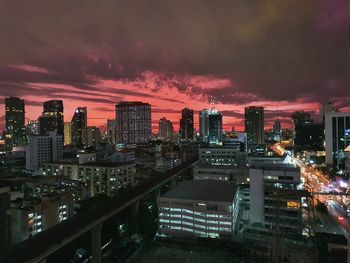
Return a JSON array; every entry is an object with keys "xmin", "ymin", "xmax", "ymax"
[
  {"xmin": 71, "ymin": 107, "xmax": 87, "ymax": 146},
  {"xmin": 245, "ymin": 106, "xmax": 264, "ymax": 145},
  {"xmin": 294, "ymin": 123, "xmax": 324, "ymax": 152},
  {"xmin": 159, "ymin": 117, "xmax": 174, "ymax": 140},
  {"xmin": 107, "ymin": 119, "xmax": 116, "ymax": 144},
  {"xmin": 5, "ymin": 97, "xmax": 26, "ymax": 149},
  {"xmin": 86, "ymin": 126, "xmax": 101, "ymax": 146},
  {"xmin": 26, "ymin": 132, "xmax": 63, "ymax": 175},
  {"xmin": 199, "ymin": 109, "xmax": 222, "ymax": 144},
  {"xmin": 291, "ymin": 111, "xmax": 312, "ymax": 128},
  {"xmin": 179, "ymin": 108, "xmax": 194, "ymax": 140},
  {"xmin": 64, "ymin": 122, "xmax": 72, "ymax": 145},
  {"xmin": 325, "ymin": 112, "xmax": 350, "ymax": 171},
  {"xmin": 319, "ymin": 102, "xmax": 339, "ymax": 124},
  {"xmin": 116, "ymin": 102, "xmax": 151, "ymax": 145},
  {"xmin": 39, "ymin": 100, "xmax": 64, "ymax": 136},
  {"xmin": 273, "ymin": 120, "xmax": 282, "ymax": 142},
  {"xmin": 26, "ymin": 121, "xmax": 40, "ymax": 136}
]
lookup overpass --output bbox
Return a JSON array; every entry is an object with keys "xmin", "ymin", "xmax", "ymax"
[{"xmin": 0, "ymin": 157, "xmax": 198, "ymax": 263}]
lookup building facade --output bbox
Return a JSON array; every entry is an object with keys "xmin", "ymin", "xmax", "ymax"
[
  {"xmin": 64, "ymin": 122, "xmax": 72, "ymax": 145},
  {"xmin": 26, "ymin": 132, "xmax": 63, "ymax": 175},
  {"xmin": 116, "ymin": 102, "xmax": 151, "ymax": 145},
  {"xmin": 198, "ymin": 147, "xmax": 247, "ymax": 167},
  {"xmin": 107, "ymin": 119, "xmax": 116, "ymax": 144},
  {"xmin": 86, "ymin": 126, "xmax": 101, "ymax": 146},
  {"xmin": 71, "ymin": 107, "xmax": 87, "ymax": 146},
  {"xmin": 159, "ymin": 117, "xmax": 174, "ymax": 140},
  {"xmin": 199, "ymin": 109, "xmax": 223, "ymax": 144},
  {"xmin": 42, "ymin": 161, "xmax": 136, "ymax": 196},
  {"xmin": 158, "ymin": 180, "xmax": 239, "ymax": 239},
  {"xmin": 325, "ymin": 112, "xmax": 350, "ymax": 171},
  {"xmin": 245, "ymin": 106, "xmax": 264, "ymax": 146},
  {"xmin": 180, "ymin": 108, "xmax": 194, "ymax": 141},
  {"xmin": 5, "ymin": 97, "xmax": 26, "ymax": 149},
  {"xmin": 39, "ymin": 100, "xmax": 64, "ymax": 136}
]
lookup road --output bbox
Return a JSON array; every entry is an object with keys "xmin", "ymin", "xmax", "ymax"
[{"xmin": 271, "ymin": 142, "xmax": 350, "ymax": 236}]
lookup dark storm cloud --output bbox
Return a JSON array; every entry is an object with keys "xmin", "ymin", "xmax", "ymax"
[{"xmin": 0, "ymin": 0, "xmax": 348, "ymax": 106}]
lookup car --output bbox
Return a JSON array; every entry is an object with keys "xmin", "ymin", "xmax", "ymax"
[{"xmin": 338, "ymin": 216, "xmax": 344, "ymax": 221}]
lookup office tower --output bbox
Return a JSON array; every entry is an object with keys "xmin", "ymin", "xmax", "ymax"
[
  {"xmin": 159, "ymin": 117, "xmax": 174, "ymax": 140},
  {"xmin": 200, "ymin": 109, "xmax": 222, "ymax": 144},
  {"xmin": 116, "ymin": 102, "xmax": 151, "ymax": 144},
  {"xmin": 294, "ymin": 123, "xmax": 324, "ymax": 152},
  {"xmin": 5, "ymin": 97, "xmax": 26, "ymax": 149},
  {"xmin": 26, "ymin": 121, "xmax": 40, "ymax": 136},
  {"xmin": 291, "ymin": 111, "xmax": 312, "ymax": 128},
  {"xmin": 64, "ymin": 122, "xmax": 72, "ymax": 145},
  {"xmin": 158, "ymin": 180, "xmax": 239, "ymax": 239},
  {"xmin": 319, "ymin": 102, "xmax": 339, "ymax": 124},
  {"xmin": 39, "ymin": 100, "xmax": 64, "ymax": 136},
  {"xmin": 273, "ymin": 120, "xmax": 282, "ymax": 142},
  {"xmin": 71, "ymin": 107, "xmax": 87, "ymax": 146},
  {"xmin": 107, "ymin": 119, "xmax": 116, "ymax": 144},
  {"xmin": 325, "ymin": 112, "xmax": 350, "ymax": 171},
  {"xmin": 179, "ymin": 108, "xmax": 194, "ymax": 140},
  {"xmin": 244, "ymin": 106, "xmax": 264, "ymax": 145},
  {"xmin": 26, "ymin": 132, "xmax": 63, "ymax": 175},
  {"xmin": 86, "ymin": 126, "xmax": 101, "ymax": 146}
]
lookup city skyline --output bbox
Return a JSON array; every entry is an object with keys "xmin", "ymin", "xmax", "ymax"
[{"xmin": 0, "ymin": 0, "xmax": 348, "ymax": 131}]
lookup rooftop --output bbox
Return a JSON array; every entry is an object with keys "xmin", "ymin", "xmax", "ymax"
[
  {"xmin": 162, "ymin": 179, "xmax": 237, "ymax": 202},
  {"xmin": 250, "ymin": 162, "xmax": 299, "ymax": 172}
]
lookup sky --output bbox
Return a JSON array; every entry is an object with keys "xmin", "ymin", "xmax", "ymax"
[{"xmin": 0, "ymin": 0, "xmax": 349, "ymax": 132}]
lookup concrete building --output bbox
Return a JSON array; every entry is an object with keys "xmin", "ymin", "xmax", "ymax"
[
  {"xmin": 325, "ymin": 112, "xmax": 350, "ymax": 171},
  {"xmin": 26, "ymin": 132, "xmax": 63, "ymax": 175},
  {"xmin": 193, "ymin": 165, "xmax": 249, "ymax": 184},
  {"xmin": 198, "ymin": 147, "xmax": 247, "ymax": 167},
  {"xmin": 26, "ymin": 120, "xmax": 40, "ymax": 136},
  {"xmin": 64, "ymin": 122, "xmax": 72, "ymax": 145},
  {"xmin": 294, "ymin": 123, "xmax": 324, "ymax": 152},
  {"xmin": 180, "ymin": 108, "xmax": 194, "ymax": 141},
  {"xmin": 86, "ymin": 126, "xmax": 102, "ymax": 146},
  {"xmin": 158, "ymin": 180, "xmax": 239, "ymax": 238},
  {"xmin": 159, "ymin": 117, "xmax": 174, "ymax": 141},
  {"xmin": 116, "ymin": 101, "xmax": 151, "ymax": 145},
  {"xmin": 249, "ymin": 163, "xmax": 302, "ymax": 236},
  {"xmin": 273, "ymin": 120, "xmax": 281, "ymax": 142},
  {"xmin": 222, "ymin": 132, "xmax": 247, "ymax": 151},
  {"xmin": 319, "ymin": 102, "xmax": 339, "ymax": 124},
  {"xmin": 10, "ymin": 192, "xmax": 73, "ymax": 244},
  {"xmin": 244, "ymin": 106, "xmax": 264, "ymax": 146},
  {"xmin": 107, "ymin": 119, "xmax": 116, "ymax": 144},
  {"xmin": 42, "ymin": 161, "xmax": 136, "ymax": 196},
  {"xmin": 71, "ymin": 107, "xmax": 87, "ymax": 146},
  {"xmin": 5, "ymin": 97, "xmax": 26, "ymax": 149},
  {"xmin": 39, "ymin": 100, "xmax": 64, "ymax": 136}
]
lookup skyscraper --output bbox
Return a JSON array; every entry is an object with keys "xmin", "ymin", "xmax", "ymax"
[
  {"xmin": 116, "ymin": 102, "xmax": 151, "ymax": 144},
  {"xmin": 5, "ymin": 97, "xmax": 26, "ymax": 149},
  {"xmin": 107, "ymin": 119, "xmax": 116, "ymax": 144},
  {"xmin": 179, "ymin": 108, "xmax": 194, "ymax": 140},
  {"xmin": 71, "ymin": 107, "xmax": 87, "ymax": 146},
  {"xmin": 159, "ymin": 117, "xmax": 174, "ymax": 140},
  {"xmin": 39, "ymin": 100, "xmax": 64, "ymax": 136},
  {"xmin": 199, "ymin": 109, "xmax": 222, "ymax": 144},
  {"xmin": 291, "ymin": 111, "xmax": 312, "ymax": 128},
  {"xmin": 86, "ymin": 126, "xmax": 101, "ymax": 146},
  {"xmin": 244, "ymin": 106, "xmax": 264, "ymax": 145},
  {"xmin": 273, "ymin": 120, "xmax": 281, "ymax": 142},
  {"xmin": 325, "ymin": 112, "xmax": 350, "ymax": 171},
  {"xmin": 64, "ymin": 122, "xmax": 72, "ymax": 145}
]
